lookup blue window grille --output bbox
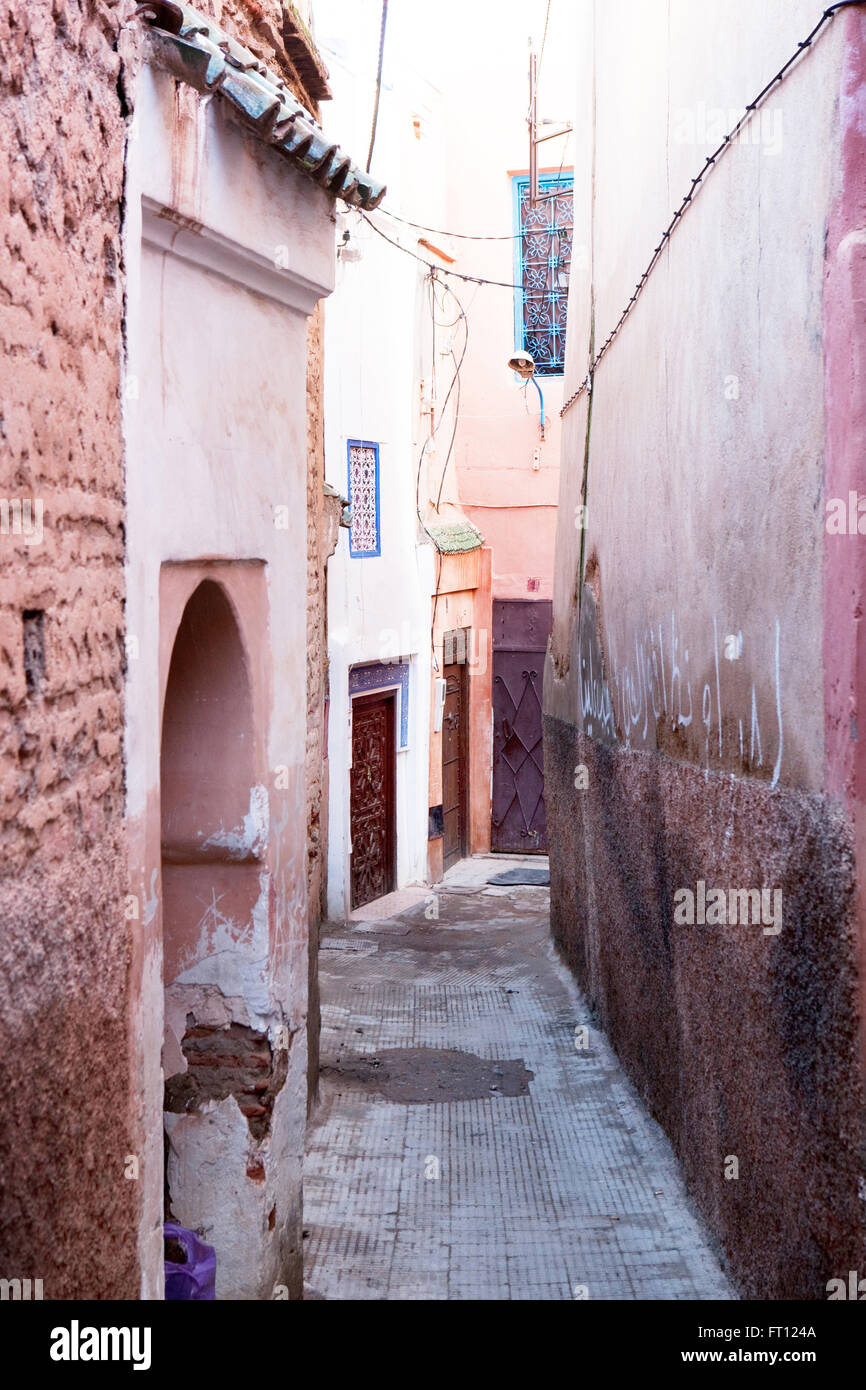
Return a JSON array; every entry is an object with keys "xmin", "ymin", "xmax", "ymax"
[
  {"xmin": 347, "ymin": 438, "xmax": 381, "ymax": 558},
  {"xmin": 512, "ymin": 172, "xmax": 574, "ymax": 377}
]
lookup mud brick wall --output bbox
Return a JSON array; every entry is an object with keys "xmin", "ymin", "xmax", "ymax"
[
  {"xmin": 0, "ymin": 0, "xmax": 136, "ymax": 1298},
  {"xmin": 305, "ymin": 301, "xmax": 331, "ymax": 1111}
]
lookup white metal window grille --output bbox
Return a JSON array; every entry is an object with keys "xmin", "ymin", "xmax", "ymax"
[{"xmin": 347, "ymin": 439, "xmax": 380, "ymax": 557}]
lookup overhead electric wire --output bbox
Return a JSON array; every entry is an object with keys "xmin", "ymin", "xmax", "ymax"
[
  {"xmin": 362, "ymin": 210, "xmax": 524, "ymax": 289},
  {"xmin": 414, "ymin": 274, "xmax": 466, "ymax": 538},
  {"xmin": 431, "ymin": 278, "xmax": 469, "ymax": 421},
  {"xmin": 415, "ymin": 276, "xmax": 468, "ymax": 533},
  {"xmin": 537, "ymin": 0, "xmax": 552, "ymax": 87},
  {"xmin": 365, "ymin": 0, "xmax": 389, "ymax": 173},
  {"xmin": 560, "ymin": 0, "xmax": 864, "ymax": 418},
  {"xmin": 432, "ymin": 282, "xmax": 469, "ymax": 512},
  {"xmin": 434, "ymin": 351, "xmax": 462, "ymax": 517},
  {"xmin": 378, "ymin": 206, "xmax": 571, "ymax": 243},
  {"xmin": 380, "ymin": 209, "xmax": 554, "ymax": 242}
]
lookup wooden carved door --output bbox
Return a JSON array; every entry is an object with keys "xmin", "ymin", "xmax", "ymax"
[
  {"xmin": 442, "ymin": 662, "xmax": 468, "ymax": 873},
  {"xmin": 350, "ymin": 692, "xmax": 396, "ymax": 909},
  {"xmin": 492, "ymin": 599, "xmax": 552, "ymax": 853}
]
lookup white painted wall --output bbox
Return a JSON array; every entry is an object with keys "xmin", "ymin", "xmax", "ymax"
[{"xmin": 315, "ymin": 0, "xmax": 448, "ymax": 918}]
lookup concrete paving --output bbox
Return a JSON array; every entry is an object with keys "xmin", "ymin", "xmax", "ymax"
[{"xmin": 304, "ymin": 856, "xmax": 735, "ymax": 1301}]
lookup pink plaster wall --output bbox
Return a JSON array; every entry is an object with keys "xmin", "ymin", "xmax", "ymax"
[
  {"xmin": 824, "ymin": 9, "xmax": 866, "ymax": 805},
  {"xmin": 451, "ymin": 211, "xmax": 565, "ymax": 601},
  {"xmin": 157, "ymin": 563, "xmax": 274, "ymax": 1010},
  {"xmin": 447, "ymin": 141, "xmax": 569, "ymax": 600},
  {"xmin": 463, "ymin": 502, "xmax": 559, "ymax": 601},
  {"xmin": 544, "ymin": 0, "xmax": 866, "ymax": 1299},
  {"xmin": 433, "ymin": 4, "xmax": 576, "ymax": 602},
  {"xmin": 823, "ymin": 8, "xmax": 866, "ymax": 1079}
]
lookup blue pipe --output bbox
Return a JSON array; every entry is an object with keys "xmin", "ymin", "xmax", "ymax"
[{"xmin": 530, "ymin": 374, "xmax": 545, "ymax": 435}]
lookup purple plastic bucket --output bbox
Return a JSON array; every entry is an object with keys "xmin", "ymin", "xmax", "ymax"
[{"xmin": 164, "ymin": 1222, "xmax": 216, "ymax": 1301}]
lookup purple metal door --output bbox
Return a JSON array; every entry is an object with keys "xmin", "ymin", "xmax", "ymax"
[{"xmin": 491, "ymin": 599, "xmax": 552, "ymax": 854}]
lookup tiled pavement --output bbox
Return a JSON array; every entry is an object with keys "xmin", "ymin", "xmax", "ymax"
[{"xmin": 304, "ymin": 857, "xmax": 735, "ymax": 1301}]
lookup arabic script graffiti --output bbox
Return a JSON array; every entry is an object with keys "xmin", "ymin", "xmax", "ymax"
[{"xmin": 579, "ymin": 611, "xmax": 783, "ymax": 787}]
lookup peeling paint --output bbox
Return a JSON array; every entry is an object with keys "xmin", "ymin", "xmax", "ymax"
[{"xmin": 203, "ymin": 784, "xmax": 269, "ymax": 860}]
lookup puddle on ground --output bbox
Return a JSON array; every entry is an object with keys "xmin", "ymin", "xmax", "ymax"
[{"xmin": 320, "ymin": 1047, "xmax": 534, "ymax": 1102}]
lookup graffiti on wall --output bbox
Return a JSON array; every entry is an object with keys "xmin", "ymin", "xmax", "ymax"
[{"xmin": 578, "ymin": 585, "xmax": 783, "ymax": 786}]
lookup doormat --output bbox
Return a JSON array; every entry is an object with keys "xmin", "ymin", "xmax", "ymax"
[{"xmin": 486, "ymin": 867, "xmax": 550, "ymax": 887}]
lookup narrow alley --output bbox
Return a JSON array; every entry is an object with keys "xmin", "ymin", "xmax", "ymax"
[
  {"xmin": 5, "ymin": 0, "xmax": 866, "ymax": 1359},
  {"xmin": 304, "ymin": 856, "xmax": 732, "ymax": 1301}
]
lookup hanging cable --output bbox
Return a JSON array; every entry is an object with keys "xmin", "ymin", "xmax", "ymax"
[
  {"xmin": 362, "ymin": 211, "xmax": 524, "ymax": 289},
  {"xmin": 560, "ymin": 0, "xmax": 864, "ymax": 418},
  {"xmin": 366, "ymin": 0, "xmax": 388, "ymax": 173},
  {"xmin": 433, "ymin": 284, "xmax": 469, "ymax": 512},
  {"xmin": 413, "ymin": 274, "xmax": 470, "ymax": 672},
  {"xmin": 431, "ymin": 278, "xmax": 469, "ymax": 436},
  {"xmin": 414, "ymin": 276, "xmax": 468, "ymax": 536},
  {"xmin": 378, "ymin": 208, "xmax": 569, "ymax": 243},
  {"xmin": 430, "ymin": 281, "xmax": 469, "ymax": 667},
  {"xmin": 537, "ymin": 0, "xmax": 552, "ymax": 89}
]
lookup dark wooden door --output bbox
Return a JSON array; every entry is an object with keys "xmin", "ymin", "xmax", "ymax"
[
  {"xmin": 492, "ymin": 599, "xmax": 552, "ymax": 853},
  {"xmin": 442, "ymin": 662, "xmax": 468, "ymax": 872},
  {"xmin": 350, "ymin": 692, "xmax": 396, "ymax": 909}
]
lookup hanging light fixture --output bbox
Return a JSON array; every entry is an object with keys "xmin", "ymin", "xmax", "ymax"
[{"xmin": 506, "ymin": 351, "xmax": 545, "ymax": 441}]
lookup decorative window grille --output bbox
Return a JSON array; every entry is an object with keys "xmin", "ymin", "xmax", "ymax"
[
  {"xmin": 513, "ymin": 172, "xmax": 574, "ymax": 376},
  {"xmin": 347, "ymin": 439, "xmax": 381, "ymax": 557}
]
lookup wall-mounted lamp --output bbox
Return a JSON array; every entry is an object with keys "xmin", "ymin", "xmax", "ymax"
[
  {"xmin": 508, "ymin": 349, "xmax": 535, "ymax": 380},
  {"xmin": 337, "ymin": 228, "xmax": 362, "ymax": 263},
  {"xmin": 507, "ymin": 350, "xmax": 545, "ymax": 441}
]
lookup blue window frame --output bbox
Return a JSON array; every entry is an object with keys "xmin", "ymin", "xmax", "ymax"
[
  {"xmin": 349, "ymin": 661, "xmax": 410, "ymax": 748},
  {"xmin": 512, "ymin": 171, "xmax": 574, "ymax": 377},
  {"xmin": 346, "ymin": 438, "xmax": 381, "ymax": 558}
]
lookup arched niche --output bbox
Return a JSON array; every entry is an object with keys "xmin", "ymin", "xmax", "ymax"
[
  {"xmin": 160, "ymin": 579, "xmax": 264, "ymax": 989},
  {"xmin": 161, "ymin": 579, "xmax": 256, "ymax": 863}
]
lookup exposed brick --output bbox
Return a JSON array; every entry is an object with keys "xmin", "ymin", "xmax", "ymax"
[{"xmin": 165, "ymin": 1022, "xmax": 289, "ymax": 1143}]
